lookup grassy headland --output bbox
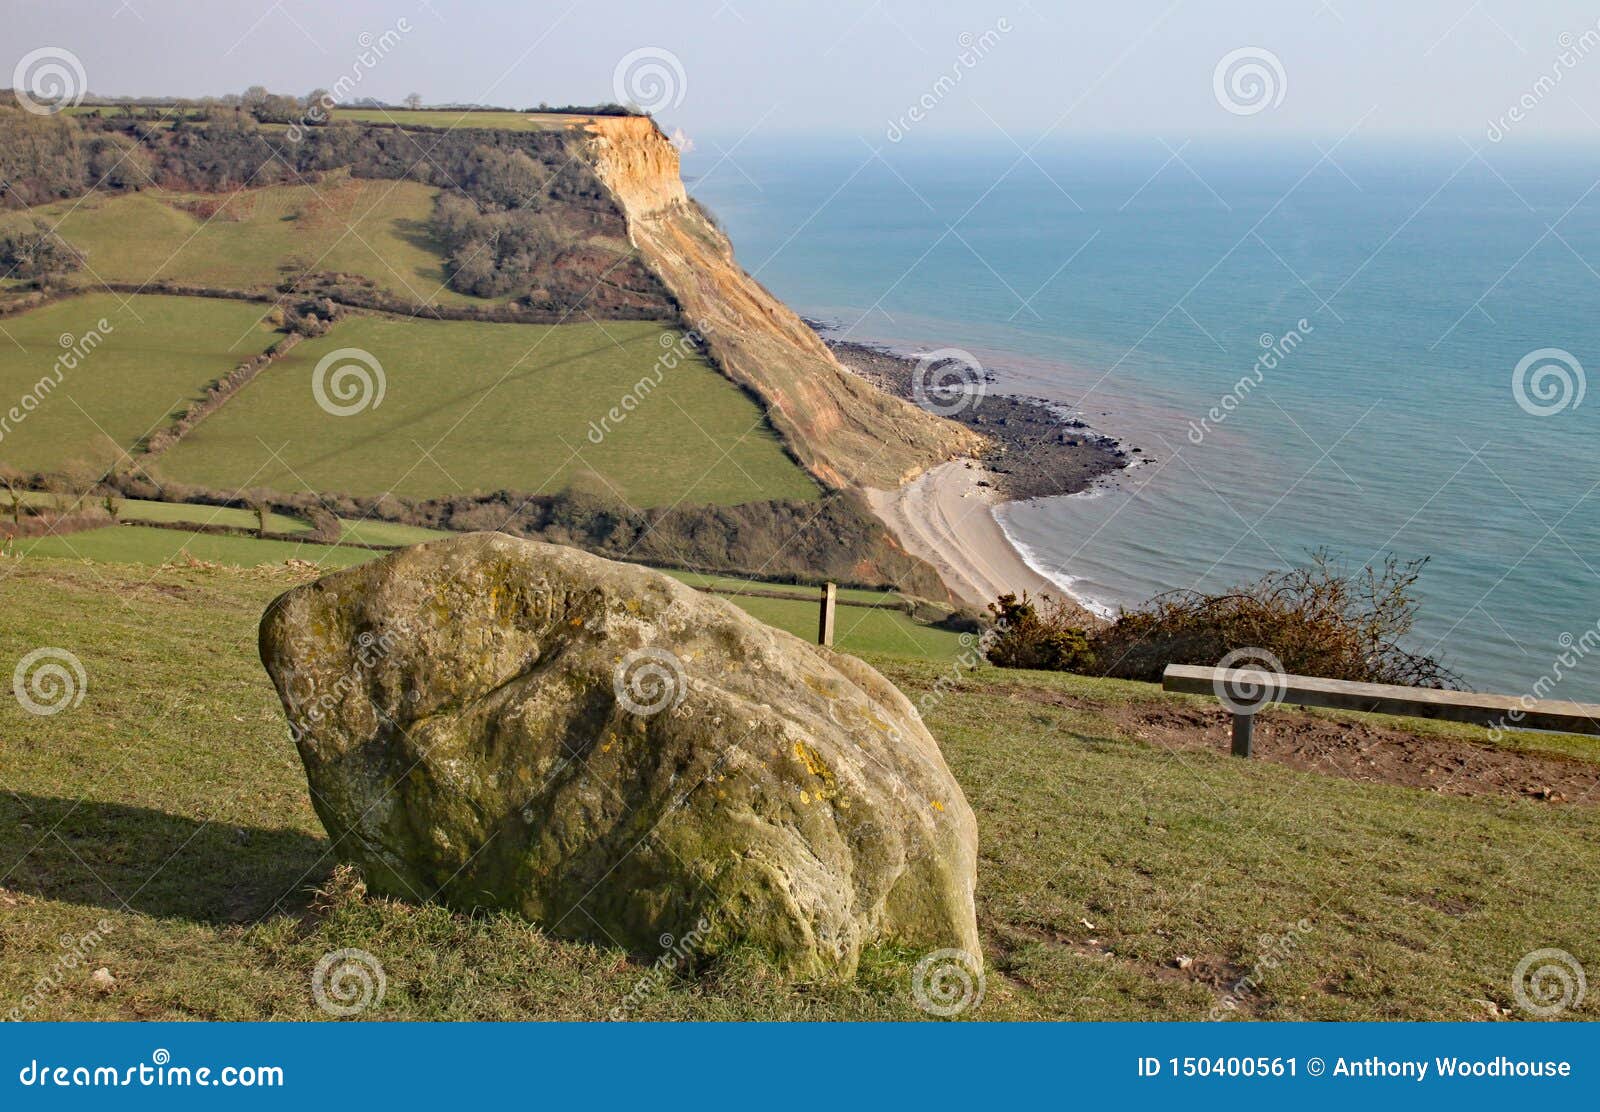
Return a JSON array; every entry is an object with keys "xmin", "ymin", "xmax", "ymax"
[{"xmin": 0, "ymin": 558, "xmax": 1593, "ymax": 1021}]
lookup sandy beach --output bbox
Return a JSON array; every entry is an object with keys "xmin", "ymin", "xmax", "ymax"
[{"xmin": 864, "ymin": 460, "xmax": 1086, "ymax": 615}]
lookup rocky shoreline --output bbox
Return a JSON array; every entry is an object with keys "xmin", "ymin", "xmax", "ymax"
[{"xmin": 817, "ymin": 329, "xmax": 1132, "ymax": 502}]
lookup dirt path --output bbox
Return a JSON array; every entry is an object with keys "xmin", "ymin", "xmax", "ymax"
[{"xmin": 1010, "ymin": 686, "xmax": 1600, "ymax": 805}]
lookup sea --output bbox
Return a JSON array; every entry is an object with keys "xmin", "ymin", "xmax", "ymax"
[{"xmin": 682, "ymin": 134, "xmax": 1600, "ymax": 701}]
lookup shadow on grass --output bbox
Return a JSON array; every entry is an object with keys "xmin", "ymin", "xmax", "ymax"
[{"xmin": 0, "ymin": 793, "xmax": 330, "ymax": 924}]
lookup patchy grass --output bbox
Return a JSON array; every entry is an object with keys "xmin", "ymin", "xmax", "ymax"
[
  {"xmin": 157, "ymin": 314, "xmax": 820, "ymax": 507},
  {"xmin": 0, "ymin": 294, "xmax": 279, "ymax": 472},
  {"xmin": 8, "ymin": 181, "xmax": 478, "ymax": 305},
  {"xmin": 0, "ymin": 560, "xmax": 1595, "ymax": 1021}
]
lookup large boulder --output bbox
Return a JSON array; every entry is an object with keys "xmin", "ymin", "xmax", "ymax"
[{"xmin": 259, "ymin": 533, "xmax": 979, "ymax": 979}]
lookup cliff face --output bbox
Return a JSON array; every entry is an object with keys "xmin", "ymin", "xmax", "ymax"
[{"xmin": 582, "ymin": 117, "xmax": 985, "ymax": 490}]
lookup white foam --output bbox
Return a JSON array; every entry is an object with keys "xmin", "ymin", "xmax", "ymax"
[{"xmin": 991, "ymin": 505, "xmax": 1119, "ymax": 620}]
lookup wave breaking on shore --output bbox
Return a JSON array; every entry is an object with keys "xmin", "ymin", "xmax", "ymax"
[{"xmin": 818, "ymin": 322, "xmax": 1135, "ymax": 617}]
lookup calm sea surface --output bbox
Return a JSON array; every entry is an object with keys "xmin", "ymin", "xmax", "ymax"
[{"xmin": 684, "ymin": 136, "xmax": 1600, "ymax": 700}]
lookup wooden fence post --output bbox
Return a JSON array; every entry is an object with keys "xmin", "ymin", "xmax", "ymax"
[
  {"xmin": 818, "ymin": 582, "xmax": 836, "ymax": 648},
  {"xmin": 1231, "ymin": 712, "xmax": 1255, "ymax": 758}
]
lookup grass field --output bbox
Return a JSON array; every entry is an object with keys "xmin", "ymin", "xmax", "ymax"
[
  {"xmin": 19, "ymin": 492, "xmax": 307, "ymax": 535},
  {"xmin": 9, "ymin": 526, "xmax": 369, "ymax": 570},
  {"xmin": 18, "ymin": 492, "xmax": 450, "ymax": 547},
  {"xmin": 327, "ymin": 109, "xmax": 590, "ymax": 131},
  {"xmin": 666, "ymin": 570, "xmax": 907, "ymax": 607},
  {"xmin": 115, "ymin": 498, "xmax": 308, "ymax": 535},
  {"xmin": 5, "ymin": 180, "xmax": 480, "ymax": 306},
  {"xmin": 59, "ymin": 107, "xmax": 594, "ymax": 131},
  {"xmin": 718, "ymin": 593, "xmax": 966, "ymax": 660},
  {"xmin": 157, "ymin": 315, "xmax": 820, "ymax": 507},
  {"xmin": 334, "ymin": 519, "xmax": 453, "ymax": 546},
  {"xmin": 0, "ymin": 294, "xmax": 279, "ymax": 472},
  {"xmin": 0, "ymin": 558, "xmax": 1594, "ymax": 1020},
  {"xmin": 8, "ymin": 531, "xmax": 941, "ymax": 658}
]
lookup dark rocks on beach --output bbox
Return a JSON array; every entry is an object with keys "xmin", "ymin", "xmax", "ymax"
[{"xmin": 821, "ymin": 334, "xmax": 1128, "ymax": 502}]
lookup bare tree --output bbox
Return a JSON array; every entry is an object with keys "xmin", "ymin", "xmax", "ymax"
[
  {"xmin": 0, "ymin": 465, "xmax": 26, "ymax": 527},
  {"xmin": 404, "ymin": 92, "xmax": 424, "ymax": 111}
]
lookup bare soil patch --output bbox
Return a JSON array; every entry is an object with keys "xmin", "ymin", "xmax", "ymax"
[{"xmin": 1010, "ymin": 686, "xmax": 1600, "ymax": 805}]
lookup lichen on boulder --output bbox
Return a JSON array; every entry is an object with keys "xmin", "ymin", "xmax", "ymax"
[{"xmin": 258, "ymin": 532, "xmax": 980, "ymax": 979}]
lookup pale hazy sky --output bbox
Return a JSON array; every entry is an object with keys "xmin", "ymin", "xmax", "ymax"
[{"xmin": 6, "ymin": 0, "xmax": 1600, "ymax": 142}]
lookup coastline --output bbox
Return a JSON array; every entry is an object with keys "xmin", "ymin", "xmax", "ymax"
[
  {"xmin": 862, "ymin": 460, "xmax": 1067, "ymax": 613},
  {"xmin": 821, "ymin": 326, "xmax": 1129, "ymax": 620}
]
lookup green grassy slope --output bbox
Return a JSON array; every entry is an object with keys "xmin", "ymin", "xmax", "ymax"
[
  {"xmin": 7, "ymin": 180, "xmax": 481, "ymax": 306},
  {"xmin": 0, "ymin": 559, "xmax": 1593, "ymax": 1020},
  {"xmin": 157, "ymin": 315, "xmax": 820, "ymax": 507},
  {"xmin": 0, "ymin": 294, "xmax": 279, "ymax": 472}
]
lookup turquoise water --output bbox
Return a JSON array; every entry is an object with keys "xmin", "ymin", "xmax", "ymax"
[{"xmin": 683, "ymin": 136, "xmax": 1600, "ymax": 701}]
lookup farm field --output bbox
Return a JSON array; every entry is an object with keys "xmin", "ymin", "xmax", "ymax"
[
  {"xmin": 157, "ymin": 314, "xmax": 821, "ymax": 507},
  {"xmin": 17, "ymin": 492, "xmax": 309, "ymax": 534},
  {"xmin": 1, "ymin": 558, "xmax": 1594, "ymax": 1020},
  {"xmin": 9, "ymin": 525, "xmax": 369, "ymax": 569},
  {"xmin": 15, "ymin": 493, "xmax": 449, "ymax": 548},
  {"xmin": 328, "ymin": 108, "xmax": 592, "ymax": 130},
  {"xmin": 334, "ymin": 519, "xmax": 453, "ymax": 546},
  {"xmin": 0, "ymin": 294, "xmax": 280, "ymax": 472},
  {"xmin": 6, "ymin": 530, "xmax": 945, "ymax": 659},
  {"xmin": 717, "ymin": 592, "xmax": 967, "ymax": 660},
  {"xmin": 4, "ymin": 180, "xmax": 480, "ymax": 306}
]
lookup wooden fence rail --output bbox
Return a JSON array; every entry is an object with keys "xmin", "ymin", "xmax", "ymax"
[{"xmin": 1161, "ymin": 663, "xmax": 1600, "ymax": 757}]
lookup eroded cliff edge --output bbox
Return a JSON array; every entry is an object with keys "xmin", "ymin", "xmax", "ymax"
[{"xmin": 581, "ymin": 117, "xmax": 985, "ymax": 492}]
